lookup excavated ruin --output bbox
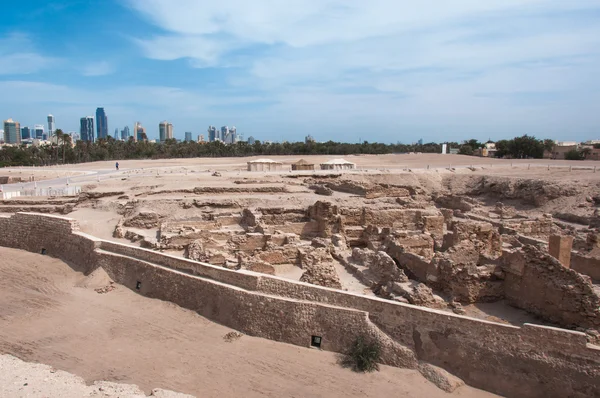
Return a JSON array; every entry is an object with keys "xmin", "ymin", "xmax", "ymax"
[{"xmin": 78, "ymin": 172, "xmax": 599, "ymax": 347}]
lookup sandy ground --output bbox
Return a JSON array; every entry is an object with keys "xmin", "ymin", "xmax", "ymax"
[
  {"xmin": 3, "ymin": 153, "xmax": 600, "ymax": 183},
  {"xmin": 0, "ymin": 354, "xmax": 193, "ymax": 398},
  {"xmin": 0, "ymin": 247, "xmax": 499, "ymax": 398}
]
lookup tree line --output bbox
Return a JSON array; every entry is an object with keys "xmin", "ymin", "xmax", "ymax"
[{"xmin": 0, "ymin": 131, "xmax": 585, "ymax": 167}]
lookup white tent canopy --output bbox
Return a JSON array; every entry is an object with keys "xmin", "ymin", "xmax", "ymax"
[{"xmin": 320, "ymin": 158, "xmax": 356, "ymax": 170}]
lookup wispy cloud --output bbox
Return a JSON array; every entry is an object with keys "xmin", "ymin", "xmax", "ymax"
[
  {"xmin": 81, "ymin": 61, "xmax": 116, "ymax": 76},
  {"xmin": 121, "ymin": 0, "xmax": 600, "ymax": 141},
  {"xmin": 0, "ymin": 32, "xmax": 59, "ymax": 75}
]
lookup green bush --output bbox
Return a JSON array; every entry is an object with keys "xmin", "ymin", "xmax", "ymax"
[
  {"xmin": 346, "ymin": 335, "xmax": 381, "ymax": 372},
  {"xmin": 564, "ymin": 149, "xmax": 583, "ymax": 160}
]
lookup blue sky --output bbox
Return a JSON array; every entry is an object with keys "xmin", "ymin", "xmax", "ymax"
[{"xmin": 1, "ymin": 0, "xmax": 599, "ymax": 143}]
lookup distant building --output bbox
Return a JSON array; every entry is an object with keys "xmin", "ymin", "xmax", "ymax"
[
  {"xmin": 3, "ymin": 118, "xmax": 21, "ymax": 144},
  {"xmin": 197, "ymin": 134, "xmax": 205, "ymax": 143},
  {"xmin": 96, "ymin": 107, "xmax": 108, "ymax": 140},
  {"xmin": 207, "ymin": 126, "xmax": 217, "ymax": 142},
  {"xmin": 221, "ymin": 126, "xmax": 229, "ymax": 141},
  {"xmin": 185, "ymin": 132, "xmax": 192, "ymax": 142},
  {"xmin": 550, "ymin": 144, "xmax": 578, "ymax": 160},
  {"xmin": 34, "ymin": 124, "xmax": 44, "ymax": 139},
  {"xmin": 134, "ymin": 122, "xmax": 146, "ymax": 141},
  {"xmin": 80, "ymin": 117, "xmax": 94, "ymax": 142},
  {"xmin": 584, "ymin": 140, "xmax": 600, "ymax": 145},
  {"xmin": 21, "ymin": 126, "xmax": 31, "ymax": 140},
  {"xmin": 418, "ymin": 138, "xmax": 423, "ymax": 145},
  {"xmin": 247, "ymin": 136, "xmax": 256, "ymax": 145},
  {"xmin": 69, "ymin": 132, "xmax": 80, "ymax": 142},
  {"xmin": 159, "ymin": 121, "xmax": 174, "ymax": 142},
  {"xmin": 47, "ymin": 114, "xmax": 55, "ymax": 137},
  {"xmin": 305, "ymin": 135, "xmax": 315, "ymax": 144},
  {"xmin": 114, "ymin": 128, "xmax": 119, "ymax": 139},
  {"xmin": 223, "ymin": 126, "xmax": 239, "ymax": 144},
  {"xmin": 121, "ymin": 126, "xmax": 130, "ymax": 141}
]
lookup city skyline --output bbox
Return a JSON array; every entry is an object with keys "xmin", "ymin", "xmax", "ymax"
[{"xmin": 0, "ymin": 2, "xmax": 599, "ymax": 143}]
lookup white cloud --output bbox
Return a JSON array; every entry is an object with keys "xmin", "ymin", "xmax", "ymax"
[
  {"xmin": 81, "ymin": 61, "xmax": 116, "ymax": 76},
  {"xmin": 0, "ymin": 33, "xmax": 59, "ymax": 74}
]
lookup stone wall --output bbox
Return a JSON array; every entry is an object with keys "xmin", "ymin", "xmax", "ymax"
[
  {"xmin": 503, "ymin": 246, "xmax": 600, "ymax": 330},
  {"xmin": 1, "ymin": 212, "xmax": 600, "ymax": 398},
  {"xmin": 571, "ymin": 252, "xmax": 600, "ymax": 281}
]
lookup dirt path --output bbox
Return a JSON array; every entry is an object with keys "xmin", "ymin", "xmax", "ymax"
[{"xmin": 0, "ymin": 247, "xmax": 498, "ymax": 398}]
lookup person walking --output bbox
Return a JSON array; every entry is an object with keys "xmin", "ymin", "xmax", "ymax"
[{"xmin": 115, "ymin": 162, "xmax": 119, "ymax": 171}]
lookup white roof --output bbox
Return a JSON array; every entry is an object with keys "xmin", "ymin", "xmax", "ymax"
[
  {"xmin": 248, "ymin": 158, "xmax": 282, "ymax": 164},
  {"xmin": 321, "ymin": 158, "xmax": 355, "ymax": 165}
]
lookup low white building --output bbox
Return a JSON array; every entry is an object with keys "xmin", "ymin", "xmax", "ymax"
[
  {"xmin": 320, "ymin": 158, "xmax": 356, "ymax": 170},
  {"xmin": 247, "ymin": 158, "xmax": 283, "ymax": 172}
]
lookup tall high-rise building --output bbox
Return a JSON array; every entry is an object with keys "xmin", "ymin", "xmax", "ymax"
[
  {"xmin": 223, "ymin": 126, "xmax": 239, "ymax": 144},
  {"xmin": 247, "ymin": 136, "xmax": 256, "ymax": 145},
  {"xmin": 207, "ymin": 126, "xmax": 217, "ymax": 142},
  {"xmin": 159, "ymin": 121, "xmax": 173, "ymax": 142},
  {"xmin": 47, "ymin": 114, "xmax": 55, "ymax": 136},
  {"xmin": 114, "ymin": 128, "xmax": 119, "ymax": 139},
  {"xmin": 21, "ymin": 126, "xmax": 31, "ymax": 140},
  {"xmin": 220, "ymin": 126, "xmax": 229, "ymax": 141},
  {"xmin": 96, "ymin": 107, "xmax": 108, "ymax": 140},
  {"xmin": 80, "ymin": 116, "xmax": 94, "ymax": 142},
  {"xmin": 34, "ymin": 124, "xmax": 44, "ymax": 139},
  {"xmin": 197, "ymin": 134, "xmax": 205, "ymax": 143},
  {"xmin": 134, "ymin": 122, "xmax": 146, "ymax": 141},
  {"xmin": 305, "ymin": 134, "xmax": 315, "ymax": 144},
  {"xmin": 121, "ymin": 126, "xmax": 130, "ymax": 141},
  {"xmin": 3, "ymin": 119, "xmax": 21, "ymax": 144},
  {"xmin": 184, "ymin": 132, "xmax": 192, "ymax": 142}
]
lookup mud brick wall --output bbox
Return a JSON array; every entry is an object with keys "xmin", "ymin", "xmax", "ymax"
[
  {"xmin": 1, "ymin": 212, "xmax": 599, "ymax": 398},
  {"xmin": 571, "ymin": 252, "xmax": 600, "ymax": 281}
]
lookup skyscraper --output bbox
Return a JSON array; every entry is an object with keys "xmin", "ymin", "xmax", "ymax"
[
  {"xmin": 96, "ymin": 107, "xmax": 108, "ymax": 140},
  {"xmin": 134, "ymin": 122, "xmax": 146, "ymax": 141},
  {"xmin": 21, "ymin": 126, "xmax": 31, "ymax": 140},
  {"xmin": 47, "ymin": 115, "xmax": 55, "ymax": 136},
  {"xmin": 3, "ymin": 119, "xmax": 21, "ymax": 144},
  {"xmin": 207, "ymin": 126, "xmax": 217, "ymax": 142},
  {"xmin": 184, "ymin": 132, "xmax": 192, "ymax": 142},
  {"xmin": 159, "ymin": 121, "xmax": 173, "ymax": 142},
  {"xmin": 220, "ymin": 126, "xmax": 229, "ymax": 141},
  {"xmin": 80, "ymin": 116, "xmax": 94, "ymax": 142},
  {"xmin": 121, "ymin": 126, "xmax": 130, "ymax": 141},
  {"xmin": 114, "ymin": 128, "xmax": 119, "ymax": 139},
  {"xmin": 34, "ymin": 124, "xmax": 44, "ymax": 139},
  {"xmin": 47, "ymin": 114, "xmax": 55, "ymax": 137}
]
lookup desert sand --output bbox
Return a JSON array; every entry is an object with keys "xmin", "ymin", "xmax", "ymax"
[{"xmin": 0, "ymin": 246, "xmax": 498, "ymax": 398}]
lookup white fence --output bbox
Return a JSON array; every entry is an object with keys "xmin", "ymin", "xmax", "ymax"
[{"xmin": 17, "ymin": 186, "xmax": 82, "ymax": 197}]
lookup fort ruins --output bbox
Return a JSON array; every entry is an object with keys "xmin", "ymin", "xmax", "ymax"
[{"xmin": 1, "ymin": 155, "xmax": 600, "ymax": 397}]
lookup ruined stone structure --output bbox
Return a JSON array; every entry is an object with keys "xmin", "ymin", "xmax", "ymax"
[
  {"xmin": 1, "ymin": 212, "xmax": 599, "ymax": 398},
  {"xmin": 549, "ymin": 234, "xmax": 574, "ymax": 268}
]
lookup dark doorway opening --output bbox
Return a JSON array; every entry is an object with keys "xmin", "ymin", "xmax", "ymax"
[
  {"xmin": 40, "ymin": 248, "xmax": 47, "ymax": 255},
  {"xmin": 136, "ymin": 281, "xmax": 142, "ymax": 290},
  {"xmin": 311, "ymin": 335, "xmax": 322, "ymax": 348}
]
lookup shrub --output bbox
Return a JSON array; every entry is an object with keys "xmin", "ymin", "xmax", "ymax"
[
  {"xmin": 345, "ymin": 335, "xmax": 381, "ymax": 372},
  {"xmin": 564, "ymin": 149, "xmax": 583, "ymax": 161}
]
